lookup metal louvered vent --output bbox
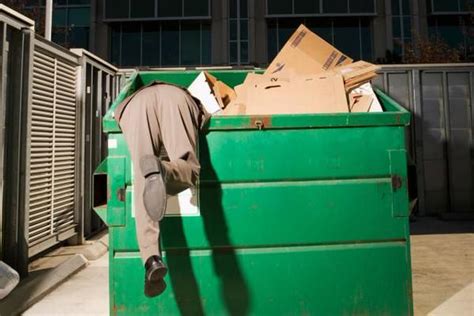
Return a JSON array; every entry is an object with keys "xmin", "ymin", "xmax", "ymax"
[{"xmin": 28, "ymin": 44, "xmax": 78, "ymax": 255}]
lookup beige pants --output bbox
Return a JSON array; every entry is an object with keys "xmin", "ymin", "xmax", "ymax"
[{"xmin": 118, "ymin": 84, "xmax": 201, "ymax": 263}]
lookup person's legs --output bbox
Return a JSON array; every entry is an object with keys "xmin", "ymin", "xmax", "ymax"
[
  {"xmin": 147, "ymin": 84, "xmax": 201, "ymax": 195},
  {"xmin": 118, "ymin": 84, "xmax": 201, "ymax": 297},
  {"xmin": 118, "ymin": 90, "xmax": 163, "ymax": 263}
]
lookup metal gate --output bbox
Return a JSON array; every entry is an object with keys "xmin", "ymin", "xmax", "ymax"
[
  {"xmin": 375, "ymin": 64, "xmax": 474, "ymax": 217},
  {"xmin": 27, "ymin": 37, "xmax": 80, "ymax": 257}
]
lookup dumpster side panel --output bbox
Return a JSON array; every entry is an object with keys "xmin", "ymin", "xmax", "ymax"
[{"xmin": 111, "ymin": 243, "xmax": 410, "ymax": 316}]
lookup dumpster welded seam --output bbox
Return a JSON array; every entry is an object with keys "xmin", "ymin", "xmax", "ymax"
[
  {"xmin": 199, "ymin": 176, "xmax": 392, "ymax": 187},
  {"xmin": 113, "ymin": 239, "xmax": 408, "ymax": 258}
]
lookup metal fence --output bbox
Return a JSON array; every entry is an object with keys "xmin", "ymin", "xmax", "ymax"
[
  {"xmin": 72, "ymin": 49, "xmax": 118, "ymax": 241},
  {"xmin": 375, "ymin": 65, "xmax": 474, "ymax": 217},
  {"xmin": 27, "ymin": 36, "xmax": 81, "ymax": 257},
  {"xmin": 0, "ymin": 5, "xmax": 120, "ymax": 275},
  {"xmin": 0, "ymin": 5, "xmax": 35, "ymax": 276}
]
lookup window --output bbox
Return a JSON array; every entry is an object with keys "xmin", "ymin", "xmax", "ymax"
[
  {"xmin": 229, "ymin": 0, "xmax": 249, "ymax": 65},
  {"xmin": 25, "ymin": 0, "xmax": 90, "ymax": 49},
  {"xmin": 266, "ymin": 0, "xmax": 376, "ymax": 16},
  {"xmin": 131, "ymin": 0, "xmax": 155, "ymax": 18},
  {"xmin": 105, "ymin": 0, "xmax": 211, "ymax": 20},
  {"xmin": 391, "ymin": 0, "xmax": 411, "ymax": 59},
  {"xmin": 267, "ymin": 17, "xmax": 373, "ymax": 62},
  {"xmin": 429, "ymin": 0, "xmax": 473, "ymax": 13},
  {"xmin": 110, "ymin": 21, "xmax": 212, "ymax": 67},
  {"xmin": 428, "ymin": 15, "xmax": 473, "ymax": 59}
]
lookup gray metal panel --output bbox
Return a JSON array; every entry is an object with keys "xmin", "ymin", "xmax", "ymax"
[
  {"xmin": 378, "ymin": 64, "xmax": 474, "ymax": 216},
  {"xmin": 28, "ymin": 39, "xmax": 80, "ymax": 255}
]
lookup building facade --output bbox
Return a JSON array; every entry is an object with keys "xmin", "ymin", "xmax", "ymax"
[{"xmin": 23, "ymin": 0, "xmax": 473, "ymax": 67}]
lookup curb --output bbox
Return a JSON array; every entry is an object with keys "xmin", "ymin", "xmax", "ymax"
[{"xmin": 0, "ymin": 254, "xmax": 88, "ymax": 316}]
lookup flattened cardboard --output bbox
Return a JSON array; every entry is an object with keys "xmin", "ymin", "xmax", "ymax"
[
  {"xmin": 265, "ymin": 24, "xmax": 353, "ymax": 77},
  {"xmin": 331, "ymin": 61, "xmax": 380, "ymax": 90},
  {"xmin": 244, "ymin": 74, "xmax": 349, "ymax": 115}
]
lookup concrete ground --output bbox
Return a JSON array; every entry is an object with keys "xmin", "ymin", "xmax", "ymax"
[{"xmin": 21, "ymin": 218, "xmax": 474, "ymax": 316}]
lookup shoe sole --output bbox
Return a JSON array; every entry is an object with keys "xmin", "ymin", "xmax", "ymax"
[
  {"xmin": 144, "ymin": 278, "xmax": 167, "ymax": 298},
  {"xmin": 148, "ymin": 265, "xmax": 168, "ymax": 282},
  {"xmin": 143, "ymin": 174, "xmax": 167, "ymax": 222}
]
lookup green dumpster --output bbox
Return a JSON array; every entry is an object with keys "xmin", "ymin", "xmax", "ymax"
[{"xmin": 94, "ymin": 70, "xmax": 413, "ymax": 315}]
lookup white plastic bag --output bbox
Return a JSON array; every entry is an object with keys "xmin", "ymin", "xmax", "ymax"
[{"xmin": 0, "ymin": 261, "xmax": 19, "ymax": 300}]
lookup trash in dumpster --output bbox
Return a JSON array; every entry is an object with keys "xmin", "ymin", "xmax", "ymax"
[
  {"xmin": 264, "ymin": 24, "xmax": 353, "ymax": 76},
  {"xmin": 188, "ymin": 71, "xmax": 236, "ymax": 114},
  {"xmin": 216, "ymin": 24, "xmax": 383, "ymax": 116}
]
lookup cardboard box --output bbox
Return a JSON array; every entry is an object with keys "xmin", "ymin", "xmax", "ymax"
[
  {"xmin": 332, "ymin": 61, "xmax": 380, "ymax": 90},
  {"xmin": 233, "ymin": 74, "xmax": 348, "ymax": 115},
  {"xmin": 187, "ymin": 71, "xmax": 236, "ymax": 114},
  {"xmin": 349, "ymin": 82, "xmax": 383, "ymax": 113},
  {"xmin": 265, "ymin": 24, "xmax": 353, "ymax": 77}
]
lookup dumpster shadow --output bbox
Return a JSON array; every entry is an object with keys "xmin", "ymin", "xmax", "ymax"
[
  {"xmin": 163, "ymin": 137, "xmax": 250, "ymax": 316},
  {"xmin": 164, "ymin": 221, "xmax": 205, "ymax": 316},
  {"xmin": 199, "ymin": 137, "xmax": 251, "ymax": 316}
]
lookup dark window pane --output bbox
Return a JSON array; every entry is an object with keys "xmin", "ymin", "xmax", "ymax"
[
  {"xmin": 158, "ymin": 0, "xmax": 182, "ymax": 17},
  {"xmin": 69, "ymin": 7, "xmax": 90, "ymax": 26},
  {"xmin": 240, "ymin": 41, "xmax": 248, "ymax": 63},
  {"xmin": 391, "ymin": 0, "xmax": 400, "ymax": 15},
  {"xmin": 240, "ymin": 0, "xmax": 248, "ymax": 18},
  {"xmin": 267, "ymin": 20, "xmax": 278, "ymax": 61},
  {"xmin": 121, "ymin": 23, "xmax": 141, "ymax": 66},
  {"xmin": 230, "ymin": 42, "xmax": 237, "ymax": 63},
  {"xmin": 229, "ymin": 20, "xmax": 237, "ymax": 41},
  {"xmin": 26, "ymin": 0, "xmax": 40, "ymax": 6},
  {"xmin": 432, "ymin": 0, "xmax": 458, "ymax": 11},
  {"xmin": 52, "ymin": 27, "xmax": 66, "ymax": 45},
  {"xmin": 202, "ymin": 23, "xmax": 211, "ymax": 64},
  {"xmin": 69, "ymin": 26, "xmax": 89, "ymax": 48},
  {"xmin": 267, "ymin": 0, "xmax": 292, "ymax": 15},
  {"xmin": 323, "ymin": 0, "xmax": 348, "ymax": 13},
  {"xmin": 111, "ymin": 24, "xmax": 121, "ymax": 65},
  {"xmin": 161, "ymin": 22, "xmax": 180, "ymax": 65},
  {"xmin": 184, "ymin": 0, "xmax": 208, "ymax": 16},
  {"xmin": 295, "ymin": 0, "xmax": 319, "ymax": 14},
  {"xmin": 142, "ymin": 23, "xmax": 160, "ymax": 66},
  {"xmin": 53, "ymin": 8, "xmax": 67, "ymax": 26},
  {"xmin": 131, "ymin": 0, "xmax": 154, "ymax": 18},
  {"xmin": 333, "ymin": 18, "xmax": 360, "ymax": 59},
  {"xmin": 306, "ymin": 18, "xmax": 332, "ymax": 43},
  {"xmin": 403, "ymin": 16, "xmax": 411, "ymax": 38},
  {"xmin": 402, "ymin": 0, "xmax": 410, "ymax": 14},
  {"xmin": 68, "ymin": 0, "xmax": 91, "ymax": 4},
  {"xmin": 229, "ymin": 0, "xmax": 237, "ymax": 18},
  {"xmin": 392, "ymin": 17, "xmax": 401, "ymax": 37},
  {"xmin": 54, "ymin": 0, "xmax": 67, "ymax": 5},
  {"xmin": 350, "ymin": 0, "xmax": 375, "ymax": 13},
  {"xmin": 435, "ymin": 16, "xmax": 465, "ymax": 48},
  {"xmin": 278, "ymin": 19, "xmax": 302, "ymax": 47},
  {"xmin": 460, "ymin": 0, "xmax": 474, "ymax": 11},
  {"xmin": 360, "ymin": 18, "xmax": 372, "ymax": 60},
  {"xmin": 181, "ymin": 22, "xmax": 201, "ymax": 65},
  {"xmin": 105, "ymin": 0, "xmax": 128, "ymax": 19},
  {"xmin": 240, "ymin": 20, "xmax": 248, "ymax": 40}
]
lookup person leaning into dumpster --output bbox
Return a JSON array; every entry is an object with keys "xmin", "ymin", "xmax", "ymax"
[{"xmin": 114, "ymin": 82, "xmax": 209, "ymax": 297}]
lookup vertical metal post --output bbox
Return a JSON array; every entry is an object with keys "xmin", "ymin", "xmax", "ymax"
[
  {"xmin": 45, "ymin": 0, "xmax": 53, "ymax": 41},
  {"xmin": 0, "ymin": 23, "xmax": 7, "ymax": 259}
]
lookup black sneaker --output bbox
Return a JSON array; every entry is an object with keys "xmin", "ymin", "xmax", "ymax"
[{"xmin": 144, "ymin": 255, "xmax": 168, "ymax": 298}]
